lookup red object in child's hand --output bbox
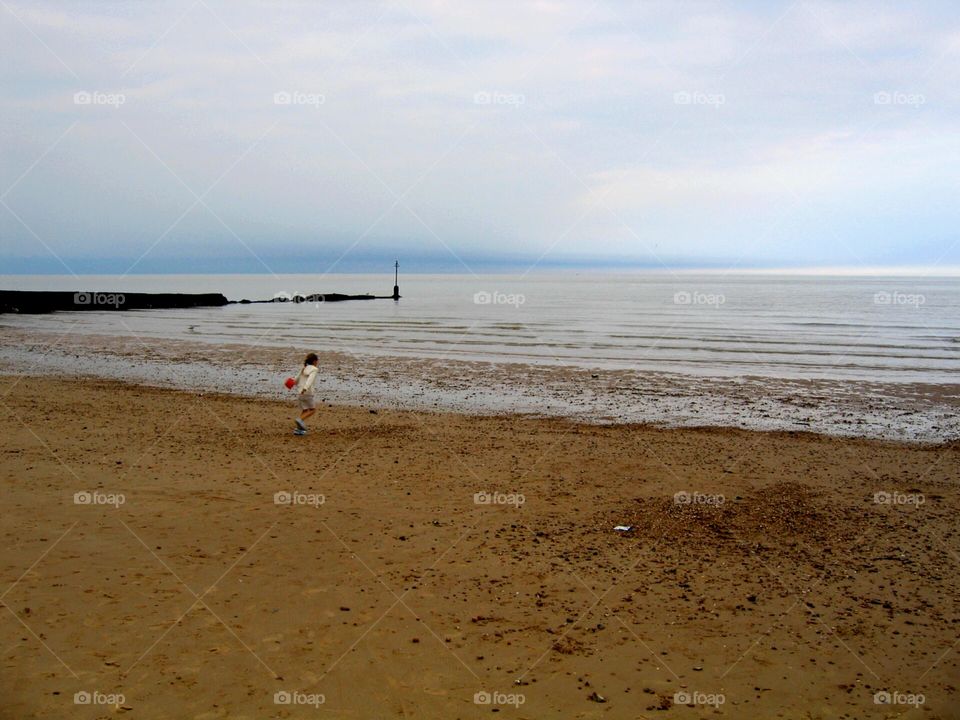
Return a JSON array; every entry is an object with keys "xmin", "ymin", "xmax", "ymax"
[{"xmin": 284, "ymin": 377, "xmax": 296, "ymax": 389}]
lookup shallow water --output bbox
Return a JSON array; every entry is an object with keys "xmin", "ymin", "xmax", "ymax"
[
  {"xmin": 2, "ymin": 272, "xmax": 959, "ymax": 383},
  {"xmin": 2, "ymin": 271, "xmax": 959, "ymax": 442}
]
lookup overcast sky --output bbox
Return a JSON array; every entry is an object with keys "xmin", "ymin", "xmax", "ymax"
[{"xmin": 1, "ymin": 0, "xmax": 958, "ymax": 274}]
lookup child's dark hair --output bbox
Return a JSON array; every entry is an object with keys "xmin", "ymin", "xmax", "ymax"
[{"xmin": 304, "ymin": 352, "xmax": 318, "ymax": 366}]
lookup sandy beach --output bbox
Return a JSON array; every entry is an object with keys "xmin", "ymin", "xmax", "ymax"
[
  {"xmin": 5, "ymin": 0, "xmax": 959, "ymax": 716},
  {"xmin": 0, "ymin": 374, "xmax": 957, "ymax": 718}
]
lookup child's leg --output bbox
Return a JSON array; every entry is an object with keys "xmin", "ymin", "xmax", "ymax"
[{"xmin": 296, "ymin": 408, "xmax": 315, "ymax": 430}]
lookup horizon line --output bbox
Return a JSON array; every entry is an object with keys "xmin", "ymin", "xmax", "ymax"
[{"xmin": 3, "ymin": 265, "xmax": 960, "ymax": 277}]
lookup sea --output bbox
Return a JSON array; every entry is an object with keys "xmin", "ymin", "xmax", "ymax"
[{"xmin": 1, "ymin": 272, "xmax": 958, "ymax": 441}]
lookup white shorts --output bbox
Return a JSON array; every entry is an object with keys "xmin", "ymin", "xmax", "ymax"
[{"xmin": 298, "ymin": 392, "xmax": 317, "ymax": 410}]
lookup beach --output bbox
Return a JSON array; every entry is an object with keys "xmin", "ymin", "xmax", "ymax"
[
  {"xmin": 5, "ymin": 0, "xmax": 959, "ymax": 715},
  {"xmin": 1, "ymin": 375, "xmax": 957, "ymax": 718}
]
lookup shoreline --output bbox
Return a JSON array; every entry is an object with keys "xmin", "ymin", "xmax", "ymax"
[
  {"xmin": 9, "ymin": 370, "xmax": 953, "ymax": 450},
  {"xmin": 2, "ymin": 325, "xmax": 959, "ymax": 444},
  {"xmin": 1, "ymin": 374, "xmax": 957, "ymax": 718},
  {"xmin": 6, "ymin": 368, "xmax": 957, "ymax": 452}
]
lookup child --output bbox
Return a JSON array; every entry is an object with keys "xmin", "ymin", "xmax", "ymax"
[{"xmin": 293, "ymin": 352, "xmax": 319, "ymax": 435}]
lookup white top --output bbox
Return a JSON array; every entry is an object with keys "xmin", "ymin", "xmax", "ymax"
[{"xmin": 296, "ymin": 364, "xmax": 318, "ymax": 394}]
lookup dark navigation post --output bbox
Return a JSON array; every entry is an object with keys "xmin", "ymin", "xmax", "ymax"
[{"xmin": 393, "ymin": 260, "xmax": 400, "ymax": 301}]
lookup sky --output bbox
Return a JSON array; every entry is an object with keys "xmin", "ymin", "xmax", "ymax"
[{"xmin": 1, "ymin": 0, "xmax": 958, "ymax": 275}]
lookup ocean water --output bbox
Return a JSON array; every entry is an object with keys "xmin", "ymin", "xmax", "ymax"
[{"xmin": 2, "ymin": 272, "xmax": 958, "ymax": 384}]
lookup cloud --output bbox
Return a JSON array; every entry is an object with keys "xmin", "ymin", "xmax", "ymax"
[{"xmin": 1, "ymin": 0, "xmax": 958, "ymax": 271}]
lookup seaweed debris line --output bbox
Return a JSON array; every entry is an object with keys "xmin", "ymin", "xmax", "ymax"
[{"xmin": 0, "ymin": 264, "xmax": 401, "ymax": 314}]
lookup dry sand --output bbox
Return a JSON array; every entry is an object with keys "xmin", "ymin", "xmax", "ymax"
[{"xmin": 0, "ymin": 375, "xmax": 957, "ymax": 719}]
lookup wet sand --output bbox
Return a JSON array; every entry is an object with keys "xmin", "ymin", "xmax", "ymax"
[
  {"xmin": 2, "ymin": 326, "xmax": 959, "ymax": 442},
  {"xmin": 0, "ymin": 375, "xmax": 958, "ymax": 719}
]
